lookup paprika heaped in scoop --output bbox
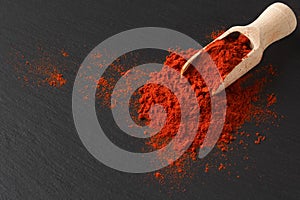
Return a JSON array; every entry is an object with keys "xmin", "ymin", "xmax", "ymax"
[{"xmin": 181, "ymin": 2, "xmax": 297, "ymax": 95}]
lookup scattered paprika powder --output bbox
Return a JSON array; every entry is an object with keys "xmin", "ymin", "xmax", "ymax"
[{"xmin": 10, "ymin": 29, "xmax": 280, "ymax": 187}]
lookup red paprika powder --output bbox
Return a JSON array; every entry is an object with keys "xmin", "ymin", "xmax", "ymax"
[
  {"xmin": 135, "ymin": 32, "xmax": 277, "ymax": 181},
  {"xmin": 10, "ymin": 29, "xmax": 278, "ymax": 184},
  {"xmin": 138, "ymin": 32, "xmax": 251, "ymax": 155}
]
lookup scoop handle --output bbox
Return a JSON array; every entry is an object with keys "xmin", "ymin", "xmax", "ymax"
[{"xmin": 249, "ymin": 2, "xmax": 297, "ymax": 49}]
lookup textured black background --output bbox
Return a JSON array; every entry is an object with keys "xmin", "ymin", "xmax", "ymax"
[{"xmin": 1, "ymin": 0, "xmax": 300, "ymax": 199}]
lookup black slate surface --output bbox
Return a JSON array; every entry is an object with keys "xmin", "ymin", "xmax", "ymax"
[{"xmin": 1, "ymin": 0, "xmax": 300, "ymax": 199}]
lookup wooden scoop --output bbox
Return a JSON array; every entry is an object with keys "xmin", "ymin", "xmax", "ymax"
[{"xmin": 181, "ymin": 2, "xmax": 297, "ymax": 94}]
